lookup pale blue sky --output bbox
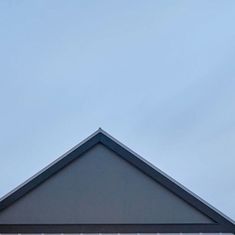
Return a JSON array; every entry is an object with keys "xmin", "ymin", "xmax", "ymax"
[{"xmin": 0, "ymin": 0, "xmax": 235, "ymax": 220}]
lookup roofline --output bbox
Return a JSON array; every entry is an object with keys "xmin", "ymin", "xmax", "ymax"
[
  {"xmin": 0, "ymin": 128, "xmax": 234, "ymax": 233},
  {"xmin": 0, "ymin": 128, "xmax": 101, "ymax": 202},
  {"xmin": 99, "ymin": 129, "xmax": 235, "ymax": 225}
]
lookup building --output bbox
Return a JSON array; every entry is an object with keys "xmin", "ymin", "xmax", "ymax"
[{"xmin": 0, "ymin": 129, "xmax": 234, "ymax": 234}]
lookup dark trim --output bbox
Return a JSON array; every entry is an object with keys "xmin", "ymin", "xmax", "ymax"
[
  {"xmin": 0, "ymin": 224, "xmax": 234, "ymax": 233},
  {"xmin": 99, "ymin": 134, "xmax": 234, "ymax": 227},
  {"xmin": 0, "ymin": 133, "xmax": 101, "ymax": 211},
  {"xmin": 0, "ymin": 130, "xmax": 235, "ymax": 233}
]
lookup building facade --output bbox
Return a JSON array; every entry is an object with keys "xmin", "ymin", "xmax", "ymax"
[{"xmin": 0, "ymin": 129, "xmax": 234, "ymax": 234}]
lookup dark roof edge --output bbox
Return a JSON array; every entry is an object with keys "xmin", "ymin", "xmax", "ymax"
[
  {"xmin": 98, "ymin": 129, "xmax": 235, "ymax": 228},
  {"xmin": 0, "ymin": 223, "xmax": 234, "ymax": 233},
  {"xmin": 0, "ymin": 128, "xmax": 234, "ymax": 232},
  {"xmin": 0, "ymin": 129, "xmax": 101, "ymax": 203}
]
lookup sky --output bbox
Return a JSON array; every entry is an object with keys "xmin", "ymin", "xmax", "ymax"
[{"xmin": 0, "ymin": 0, "xmax": 235, "ymax": 221}]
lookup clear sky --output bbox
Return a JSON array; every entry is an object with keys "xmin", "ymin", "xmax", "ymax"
[{"xmin": 0, "ymin": 0, "xmax": 235, "ymax": 220}]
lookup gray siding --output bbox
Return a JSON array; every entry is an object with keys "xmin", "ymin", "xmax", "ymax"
[{"xmin": 0, "ymin": 144, "xmax": 213, "ymax": 224}]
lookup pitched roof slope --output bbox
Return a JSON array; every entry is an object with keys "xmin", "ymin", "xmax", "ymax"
[{"xmin": 0, "ymin": 128, "xmax": 234, "ymax": 233}]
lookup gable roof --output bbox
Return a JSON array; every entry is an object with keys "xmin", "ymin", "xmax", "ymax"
[{"xmin": 0, "ymin": 128, "xmax": 234, "ymax": 233}]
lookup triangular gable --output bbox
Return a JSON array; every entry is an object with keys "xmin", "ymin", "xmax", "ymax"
[{"xmin": 0, "ymin": 129, "xmax": 234, "ymax": 233}]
